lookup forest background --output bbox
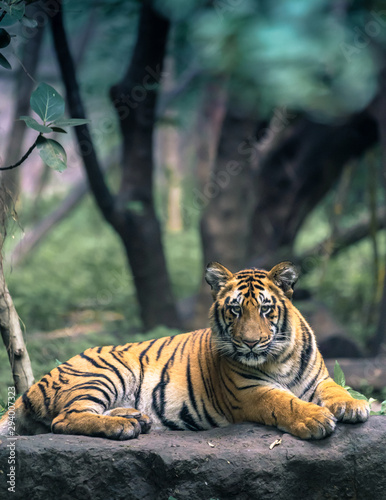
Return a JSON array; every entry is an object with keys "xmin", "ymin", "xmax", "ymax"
[{"xmin": 0, "ymin": 0, "xmax": 385, "ymax": 403}]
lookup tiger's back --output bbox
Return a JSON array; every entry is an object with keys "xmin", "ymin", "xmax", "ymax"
[
  {"xmin": 0, "ymin": 261, "xmax": 369, "ymax": 440},
  {"xmin": 5, "ymin": 329, "xmax": 231, "ymax": 437}
]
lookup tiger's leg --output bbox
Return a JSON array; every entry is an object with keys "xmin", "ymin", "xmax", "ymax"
[
  {"xmin": 242, "ymin": 386, "xmax": 337, "ymax": 440},
  {"xmin": 52, "ymin": 405, "xmax": 151, "ymax": 440},
  {"xmin": 312, "ymin": 378, "xmax": 370, "ymax": 423}
]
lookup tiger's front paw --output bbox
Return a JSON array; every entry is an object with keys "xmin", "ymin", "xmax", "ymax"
[
  {"xmin": 288, "ymin": 405, "xmax": 336, "ymax": 440},
  {"xmin": 107, "ymin": 407, "xmax": 152, "ymax": 434},
  {"xmin": 322, "ymin": 398, "xmax": 370, "ymax": 423}
]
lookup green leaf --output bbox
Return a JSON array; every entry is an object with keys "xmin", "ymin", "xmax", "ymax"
[
  {"xmin": 334, "ymin": 360, "xmax": 345, "ymax": 388},
  {"xmin": 370, "ymin": 411, "xmax": 382, "ymax": 416},
  {"xmin": 0, "ymin": 28, "xmax": 10, "ymax": 48},
  {"xmin": 368, "ymin": 397, "xmax": 377, "ymax": 407},
  {"xmin": 0, "ymin": 15, "xmax": 18, "ymax": 27},
  {"xmin": 347, "ymin": 389, "xmax": 368, "ymax": 401},
  {"xmin": 0, "ymin": 52, "xmax": 11, "ymax": 69},
  {"xmin": 55, "ymin": 359, "xmax": 62, "ymax": 367},
  {"xmin": 8, "ymin": 2, "xmax": 25, "ymax": 20},
  {"xmin": 37, "ymin": 137, "xmax": 67, "ymax": 172},
  {"xmin": 30, "ymin": 83, "xmax": 65, "ymax": 124},
  {"xmin": 381, "ymin": 401, "xmax": 386, "ymax": 415},
  {"xmin": 51, "ymin": 126, "xmax": 67, "ymax": 134},
  {"xmin": 51, "ymin": 118, "xmax": 90, "ymax": 128},
  {"xmin": 19, "ymin": 116, "xmax": 53, "ymax": 133}
]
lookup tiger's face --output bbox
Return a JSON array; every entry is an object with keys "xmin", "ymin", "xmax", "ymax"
[{"xmin": 206, "ymin": 261, "xmax": 299, "ymax": 367}]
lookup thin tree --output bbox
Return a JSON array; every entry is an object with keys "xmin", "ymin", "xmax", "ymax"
[{"xmin": 46, "ymin": 0, "xmax": 180, "ymax": 329}]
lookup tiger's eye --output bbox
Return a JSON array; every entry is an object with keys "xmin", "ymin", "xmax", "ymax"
[
  {"xmin": 260, "ymin": 305, "xmax": 271, "ymax": 314},
  {"xmin": 231, "ymin": 305, "xmax": 242, "ymax": 316}
]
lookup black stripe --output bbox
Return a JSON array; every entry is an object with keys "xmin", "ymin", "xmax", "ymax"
[
  {"xmin": 98, "ymin": 357, "xmax": 127, "ymax": 394},
  {"xmin": 63, "ymin": 394, "xmax": 106, "ymax": 410},
  {"xmin": 110, "ymin": 351, "xmax": 136, "ymax": 381},
  {"xmin": 22, "ymin": 392, "xmax": 33, "ymax": 412},
  {"xmin": 179, "ymin": 336, "xmax": 191, "ymax": 361},
  {"xmin": 281, "ymin": 301, "xmax": 288, "ymax": 334},
  {"xmin": 79, "ymin": 352, "xmax": 107, "ymax": 369},
  {"xmin": 69, "ymin": 382, "xmax": 112, "ymax": 406},
  {"xmin": 300, "ymin": 360, "xmax": 324, "ymax": 400},
  {"xmin": 239, "ymin": 384, "xmax": 261, "ymax": 391},
  {"xmin": 198, "ymin": 340, "xmax": 225, "ymax": 418},
  {"xmin": 151, "ymin": 344, "xmax": 183, "ymax": 430},
  {"xmin": 37, "ymin": 382, "xmax": 50, "ymax": 412},
  {"xmin": 201, "ymin": 398, "xmax": 218, "ymax": 428},
  {"xmin": 179, "ymin": 402, "xmax": 204, "ymax": 431},
  {"xmin": 186, "ymin": 355, "xmax": 201, "ymax": 420},
  {"xmin": 231, "ymin": 367, "xmax": 276, "ymax": 383},
  {"xmin": 58, "ymin": 366, "xmax": 119, "ymax": 400},
  {"xmin": 40, "ymin": 377, "xmax": 49, "ymax": 387},
  {"xmin": 223, "ymin": 372, "xmax": 241, "ymax": 401},
  {"xmin": 220, "ymin": 370, "xmax": 238, "ymax": 401},
  {"xmin": 156, "ymin": 337, "xmax": 171, "ymax": 361},
  {"xmin": 134, "ymin": 338, "xmax": 159, "ymax": 407}
]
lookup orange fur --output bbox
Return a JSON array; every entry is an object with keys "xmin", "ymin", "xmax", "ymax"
[{"xmin": 0, "ymin": 262, "xmax": 369, "ymax": 440}]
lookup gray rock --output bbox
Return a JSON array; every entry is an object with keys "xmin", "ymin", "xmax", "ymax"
[{"xmin": 0, "ymin": 417, "xmax": 385, "ymax": 500}]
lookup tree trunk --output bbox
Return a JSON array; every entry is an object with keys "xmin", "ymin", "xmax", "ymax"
[
  {"xmin": 0, "ymin": 256, "xmax": 34, "ymax": 393},
  {"xmin": 109, "ymin": 4, "xmax": 180, "ymax": 329},
  {"xmin": 193, "ymin": 106, "xmax": 257, "ymax": 327},
  {"xmin": 248, "ymin": 111, "xmax": 379, "ymax": 268},
  {"xmin": 47, "ymin": 0, "xmax": 180, "ymax": 329},
  {"xmin": 0, "ymin": 1, "xmax": 45, "ymax": 394},
  {"xmin": 369, "ymin": 65, "xmax": 386, "ymax": 355}
]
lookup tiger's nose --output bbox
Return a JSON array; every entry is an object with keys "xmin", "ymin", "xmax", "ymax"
[{"xmin": 243, "ymin": 340, "xmax": 258, "ymax": 349}]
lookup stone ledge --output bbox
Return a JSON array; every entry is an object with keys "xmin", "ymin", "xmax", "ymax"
[{"xmin": 0, "ymin": 417, "xmax": 385, "ymax": 500}]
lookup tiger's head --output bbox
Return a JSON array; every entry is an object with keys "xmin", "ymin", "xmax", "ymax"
[{"xmin": 206, "ymin": 261, "xmax": 299, "ymax": 367}]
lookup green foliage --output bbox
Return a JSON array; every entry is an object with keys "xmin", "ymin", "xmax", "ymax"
[
  {"xmin": 0, "ymin": 0, "xmax": 37, "ymax": 69},
  {"xmin": 10, "ymin": 84, "xmax": 90, "ymax": 172},
  {"xmin": 30, "ymin": 83, "xmax": 65, "ymax": 124},
  {"xmin": 19, "ymin": 116, "xmax": 53, "ymax": 134},
  {"xmin": 36, "ymin": 137, "xmax": 67, "ymax": 173},
  {"xmin": 187, "ymin": 0, "xmax": 379, "ymax": 118},
  {"xmin": 333, "ymin": 360, "xmax": 345, "ymax": 388},
  {"xmin": 0, "ymin": 399, "xmax": 6, "ymax": 417},
  {"xmin": 334, "ymin": 361, "xmax": 386, "ymax": 416}
]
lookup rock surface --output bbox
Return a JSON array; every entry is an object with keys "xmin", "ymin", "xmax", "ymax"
[{"xmin": 1, "ymin": 417, "xmax": 385, "ymax": 500}]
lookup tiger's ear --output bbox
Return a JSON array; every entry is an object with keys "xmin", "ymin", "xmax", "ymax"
[
  {"xmin": 268, "ymin": 262, "xmax": 299, "ymax": 299},
  {"xmin": 205, "ymin": 262, "xmax": 233, "ymax": 298}
]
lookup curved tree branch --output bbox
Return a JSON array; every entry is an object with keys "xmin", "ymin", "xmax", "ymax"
[
  {"xmin": 0, "ymin": 134, "xmax": 40, "ymax": 171},
  {"xmin": 297, "ymin": 206, "xmax": 386, "ymax": 274}
]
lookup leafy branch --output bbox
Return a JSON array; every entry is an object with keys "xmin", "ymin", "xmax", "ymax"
[
  {"xmin": 0, "ymin": 0, "xmax": 39, "ymax": 70},
  {"xmin": 334, "ymin": 360, "xmax": 386, "ymax": 416},
  {"xmin": 0, "ymin": 83, "xmax": 89, "ymax": 172}
]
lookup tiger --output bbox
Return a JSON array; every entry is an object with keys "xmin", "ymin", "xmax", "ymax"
[{"xmin": 0, "ymin": 261, "xmax": 369, "ymax": 441}]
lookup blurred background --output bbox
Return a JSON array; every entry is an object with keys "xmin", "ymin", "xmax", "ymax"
[{"xmin": 0, "ymin": 0, "xmax": 385, "ymax": 401}]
